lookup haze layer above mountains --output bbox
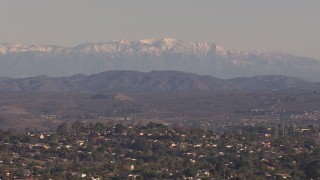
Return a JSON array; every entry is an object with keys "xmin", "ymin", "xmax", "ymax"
[{"xmin": 1, "ymin": 38, "xmax": 320, "ymax": 81}]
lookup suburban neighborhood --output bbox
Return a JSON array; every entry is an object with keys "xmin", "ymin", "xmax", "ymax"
[{"xmin": 0, "ymin": 121, "xmax": 319, "ymax": 179}]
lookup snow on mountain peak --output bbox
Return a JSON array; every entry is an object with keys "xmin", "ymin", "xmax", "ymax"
[
  {"xmin": 70, "ymin": 38, "xmax": 214, "ymax": 56},
  {"xmin": 0, "ymin": 39, "xmax": 294, "ymax": 60},
  {"xmin": 1, "ymin": 38, "xmax": 320, "ymax": 81},
  {"xmin": 0, "ymin": 43, "xmax": 63, "ymax": 54},
  {"xmin": 139, "ymin": 38, "xmax": 157, "ymax": 44},
  {"xmin": 150, "ymin": 38, "xmax": 177, "ymax": 51},
  {"xmin": 214, "ymin": 43, "xmax": 228, "ymax": 56},
  {"xmin": 138, "ymin": 37, "xmax": 176, "ymax": 44},
  {"xmin": 155, "ymin": 37, "xmax": 176, "ymax": 45},
  {"xmin": 0, "ymin": 39, "xmax": 221, "ymax": 57}
]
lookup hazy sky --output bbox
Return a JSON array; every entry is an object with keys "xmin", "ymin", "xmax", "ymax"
[{"xmin": 1, "ymin": 0, "xmax": 320, "ymax": 59}]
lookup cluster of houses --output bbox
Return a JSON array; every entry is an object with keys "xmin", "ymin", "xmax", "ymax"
[{"xmin": 0, "ymin": 121, "xmax": 319, "ymax": 179}]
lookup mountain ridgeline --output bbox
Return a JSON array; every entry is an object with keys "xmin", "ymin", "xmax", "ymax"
[
  {"xmin": 1, "ymin": 38, "xmax": 320, "ymax": 81},
  {"xmin": 0, "ymin": 70, "xmax": 319, "ymax": 92}
]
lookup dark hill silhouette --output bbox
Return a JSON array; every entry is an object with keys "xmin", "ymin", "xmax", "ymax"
[{"xmin": 0, "ymin": 70, "xmax": 319, "ymax": 92}]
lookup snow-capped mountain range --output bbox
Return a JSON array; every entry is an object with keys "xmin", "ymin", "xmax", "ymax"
[
  {"xmin": 1, "ymin": 38, "xmax": 320, "ymax": 81},
  {"xmin": 0, "ymin": 38, "xmax": 218, "ymax": 55}
]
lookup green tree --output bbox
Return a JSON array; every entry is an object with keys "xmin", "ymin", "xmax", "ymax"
[
  {"xmin": 72, "ymin": 120, "xmax": 84, "ymax": 133},
  {"xmin": 184, "ymin": 167, "xmax": 197, "ymax": 177},
  {"xmin": 304, "ymin": 160, "xmax": 320, "ymax": 179},
  {"xmin": 115, "ymin": 124, "xmax": 124, "ymax": 134},
  {"xmin": 56, "ymin": 122, "xmax": 68, "ymax": 135}
]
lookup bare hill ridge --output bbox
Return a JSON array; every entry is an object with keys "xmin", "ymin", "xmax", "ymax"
[{"xmin": 0, "ymin": 70, "xmax": 319, "ymax": 92}]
